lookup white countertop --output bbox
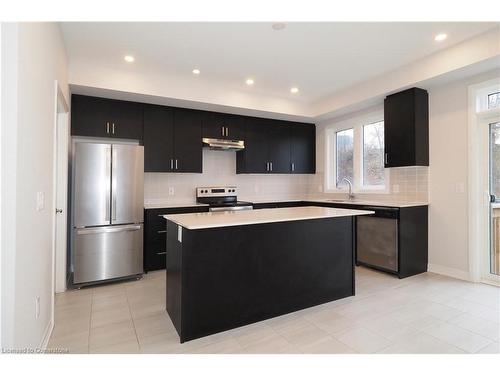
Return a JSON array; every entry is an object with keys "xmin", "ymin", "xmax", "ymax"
[
  {"xmin": 303, "ymin": 199, "xmax": 428, "ymax": 208},
  {"xmin": 164, "ymin": 206, "xmax": 374, "ymax": 230},
  {"xmin": 145, "ymin": 198, "xmax": 428, "ymax": 210},
  {"xmin": 144, "ymin": 202, "xmax": 209, "ymax": 209}
]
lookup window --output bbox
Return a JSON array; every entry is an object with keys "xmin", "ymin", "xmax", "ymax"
[
  {"xmin": 362, "ymin": 121, "xmax": 385, "ymax": 187},
  {"xmin": 326, "ymin": 110, "xmax": 387, "ymax": 193},
  {"xmin": 335, "ymin": 129, "xmax": 353, "ymax": 188},
  {"xmin": 488, "ymin": 92, "xmax": 500, "ymax": 109}
]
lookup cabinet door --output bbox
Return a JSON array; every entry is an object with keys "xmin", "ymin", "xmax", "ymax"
[
  {"xmin": 384, "ymin": 90, "xmax": 415, "ymax": 167},
  {"xmin": 109, "ymin": 99, "xmax": 143, "ymax": 141},
  {"xmin": 224, "ymin": 115, "xmax": 245, "ymax": 140},
  {"xmin": 173, "ymin": 109, "xmax": 203, "ymax": 173},
  {"xmin": 290, "ymin": 122, "xmax": 316, "ymax": 174},
  {"xmin": 237, "ymin": 117, "xmax": 269, "ymax": 173},
  {"xmin": 143, "ymin": 105, "xmax": 175, "ymax": 172},
  {"xmin": 202, "ymin": 112, "xmax": 245, "ymax": 140},
  {"xmin": 267, "ymin": 120, "xmax": 291, "ymax": 173},
  {"xmin": 71, "ymin": 95, "xmax": 112, "ymax": 137},
  {"xmin": 202, "ymin": 112, "xmax": 226, "ymax": 139}
]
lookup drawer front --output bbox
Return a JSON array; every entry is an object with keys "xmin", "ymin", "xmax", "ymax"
[{"xmin": 144, "ymin": 207, "xmax": 208, "ymax": 271}]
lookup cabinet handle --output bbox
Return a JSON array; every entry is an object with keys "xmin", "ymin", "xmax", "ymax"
[
  {"xmin": 270, "ymin": 162, "xmax": 273, "ymax": 172},
  {"xmin": 221, "ymin": 126, "xmax": 224, "ymax": 137},
  {"xmin": 112, "ymin": 123, "xmax": 115, "ymax": 134},
  {"xmin": 156, "ymin": 252, "xmax": 166, "ymax": 255},
  {"xmin": 291, "ymin": 162, "xmax": 295, "ymax": 172},
  {"xmin": 170, "ymin": 159, "xmax": 173, "ymax": 170},
  {"xmin": 157, "ymin": 230, "xmax": 167, "ymax": 234},
  {"xmin": 266, "ymin": 162, "xmax": 269, "ymax": 172},
  {"xmin": 175, "ymin": 159, "xmax": 178, "ymax": 170},
  {"xmin": 106, "ymin": 122, "xmax": 109, "ymax": 134},
  {"xmin": 225, "ymin": 127, "xmax": 229, "ymax": 137},
  {"xmin": 384, "ymin": 153, "xmax": 388, "ymax": 165}
]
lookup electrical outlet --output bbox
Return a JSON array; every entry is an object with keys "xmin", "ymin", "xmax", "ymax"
[
  {"xmin": 35, "ymin": 296, "xmax": 40, "ymax": 319},
  {"xmin": 36, "ymin": 192, "xmax": 45, "ymax": 211},
  {"xmin": 392, "ymin": 184, "xmax": 400, "ymax": 193},
  {"xmin": 168, "ymin": 187, "xmax": 175, "ymax": 196}
]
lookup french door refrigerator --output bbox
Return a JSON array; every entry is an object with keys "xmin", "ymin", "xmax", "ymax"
[{"xmin": 72, "ymin": 142, "xmax": 144, "ymax": 285}]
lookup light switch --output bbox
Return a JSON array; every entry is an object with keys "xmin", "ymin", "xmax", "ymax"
[{"xmin": 36, "ymin": 192, "xmax": 45, "ymax": 211}]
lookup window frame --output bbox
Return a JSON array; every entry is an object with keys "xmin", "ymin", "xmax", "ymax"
[{"xmin": 325, "ymin": 109, "xmax": 389, "ymax": 194}]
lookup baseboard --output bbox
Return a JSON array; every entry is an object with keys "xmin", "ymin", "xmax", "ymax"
[
  {"xmin": 39, "ymin": 319, "xmax": 54, "ymax": 350},
  {"xmin": 428, "ymin": 263, "xmax": 471, "ymax": 281}
]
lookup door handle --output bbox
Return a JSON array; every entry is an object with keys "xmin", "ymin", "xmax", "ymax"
[
  {"xmin": 111, "ymin": 148, "xmax": 117, "ymax": 221},
  {"xmin": 112, "ymin": 123, "xmax": 115, "ymax": 134},
  {"xmin": 55, "ymin": 208, "xmax": 63, "ymax": 214},
  {"xmin": 77, "ymin": 225, "xmax": 142, "ymax": 235},
  {"xmin": 106, "ymin": 122, "xmax": 110, "ymax": 134}
]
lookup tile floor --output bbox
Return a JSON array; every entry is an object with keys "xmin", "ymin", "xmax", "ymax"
[{"xmin": 48, "ymin": 267, "xmax": 500, "ymax": 354}]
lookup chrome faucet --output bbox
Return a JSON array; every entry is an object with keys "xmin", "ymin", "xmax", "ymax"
[{"xmin": 342, "ymin": 178, "xmax": 355, "ymax": 201}]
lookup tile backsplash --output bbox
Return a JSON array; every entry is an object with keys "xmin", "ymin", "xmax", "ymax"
[{"xmin": 144, "ymin": 149, "xmax": 429, "ymax": 205}]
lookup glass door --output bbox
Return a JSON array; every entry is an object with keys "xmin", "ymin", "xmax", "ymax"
[{"xmin": 489, "ymin": 122, "xmax": 500, "ymax": 277}]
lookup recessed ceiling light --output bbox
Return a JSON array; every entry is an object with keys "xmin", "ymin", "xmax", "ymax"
[
  {"xmin": 124, "ymin": 55, "xmax": 135, "ymax": 63},
  {"xmin": 434, "ymin": 33, "xmax": 447, "ymax": 42},
  {"xmin": 192, "ymin": 68, "xmax": 200, "ymax": 75},
  {"xmin": 290, "ymin": 87, "xmax": 299, "ymax": 94},
  {"xmin": 272, "ymin": 23, "xmax": 286, "ymax": 31},
  {"xmin": 246, "ymin": 78, "xmax": 254, "ymax": 86}
]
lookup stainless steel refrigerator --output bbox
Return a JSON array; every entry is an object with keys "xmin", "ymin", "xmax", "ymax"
[{"xmin": 71, "ymin": 142, "xmax": 144, "ymax": 285}]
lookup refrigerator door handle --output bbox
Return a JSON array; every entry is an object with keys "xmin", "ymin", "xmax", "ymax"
[
  {"xmin": 76, "ymin": 225, "xmax": 142, "ymax": 235},
  {"xmin": 111, "ymin": 146, "xmax": 117, "ymax": 221},
  {"xmin": 105, "ymin": 146, "xmax": 111, "ymax": 222}
]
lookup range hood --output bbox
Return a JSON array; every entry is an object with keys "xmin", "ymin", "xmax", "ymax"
[{"xmin": 202, "ymin": 138, "xmax": 245, "ymax": 151}]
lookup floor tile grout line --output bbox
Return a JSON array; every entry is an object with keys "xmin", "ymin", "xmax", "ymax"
[{"xmin": 125, "ymin": 284, "xmax": 142, "ymax": 353}]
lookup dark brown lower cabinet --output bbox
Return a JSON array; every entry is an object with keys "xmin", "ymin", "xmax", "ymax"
[{"xmin": 144, "ymin": 206, "xmax": 209, "ymax": 272}]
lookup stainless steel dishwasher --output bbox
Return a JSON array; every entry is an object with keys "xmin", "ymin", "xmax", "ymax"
[{"xmin": 356, "ymin": 207, "xmax": 399, "ymax": 272}]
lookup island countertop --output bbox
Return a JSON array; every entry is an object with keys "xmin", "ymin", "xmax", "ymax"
[{"xmin": 164, "ymin": 206, "xmax": 374, "ymax": 230}]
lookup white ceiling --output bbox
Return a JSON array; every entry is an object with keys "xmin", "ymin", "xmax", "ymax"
[{"xmin": 60, "ymin": 22, "xmax": 498, "ymax": 105}]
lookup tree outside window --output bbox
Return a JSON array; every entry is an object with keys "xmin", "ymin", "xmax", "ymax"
[
  {"xmin": 363, "ymin": 121, "xmax": 385, "ymax": 187},
  {"xmin": 335, "ymin": 128, "xmax": 353, "ymax": 188}
]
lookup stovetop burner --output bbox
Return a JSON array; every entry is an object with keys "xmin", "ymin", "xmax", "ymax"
[{"xmin": 196, "ymin": 187, "xmax": 253, "ymax": 212}]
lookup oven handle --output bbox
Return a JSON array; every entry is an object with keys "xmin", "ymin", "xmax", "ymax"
[{"xmin": 209, "ymin": 206, "xmax": 253, "ymax": 212}]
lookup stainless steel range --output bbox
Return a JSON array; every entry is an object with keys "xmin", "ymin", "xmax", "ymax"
[{"xmin": 196, "ymin": 187, "xmax": 253, "ymax": 212}]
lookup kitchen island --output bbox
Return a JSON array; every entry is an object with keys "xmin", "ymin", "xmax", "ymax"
[{"xmin": 164, "ymin": 206, "xmax": 373, "ymax": 343}]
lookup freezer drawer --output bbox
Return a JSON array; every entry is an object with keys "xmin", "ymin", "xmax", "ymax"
[
  {"xmin": 74, "ymin": 224, "xmax": 143, "ymax": 284},
  {"xmin": 357, "ymin": 216, "xmax": 398, "ymax": 272}
]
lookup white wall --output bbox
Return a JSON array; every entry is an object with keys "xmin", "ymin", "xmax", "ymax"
[
  {"xmin": 427, "ymin": 69, "xmax": 500, "ymax": 279},
  {"xmin": 1, "ymin": 22, "xmax": 68, "ymax": 349}
]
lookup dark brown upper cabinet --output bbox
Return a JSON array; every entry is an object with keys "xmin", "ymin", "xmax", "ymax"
[
  {"xmin": 384, "ymin": 87, "xmax": 429, "ymax": 168},
  {"xmin": 143, "ymin": 105, "xmax": 202, "ymax": 173},
  {"xmin": 202, "ymin": 112, "xmax": 245, "ymax": 140},
  {"xmin": 237, "ymin": 118, "xmax": 315, "ymax": 174},
  {"xmin": 71, "ymin": 95, "xmax": 143, "ymax": 141},
  {"xmin": 290, "ymin": 122, "xmax": 316, "ymax": 174}
]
